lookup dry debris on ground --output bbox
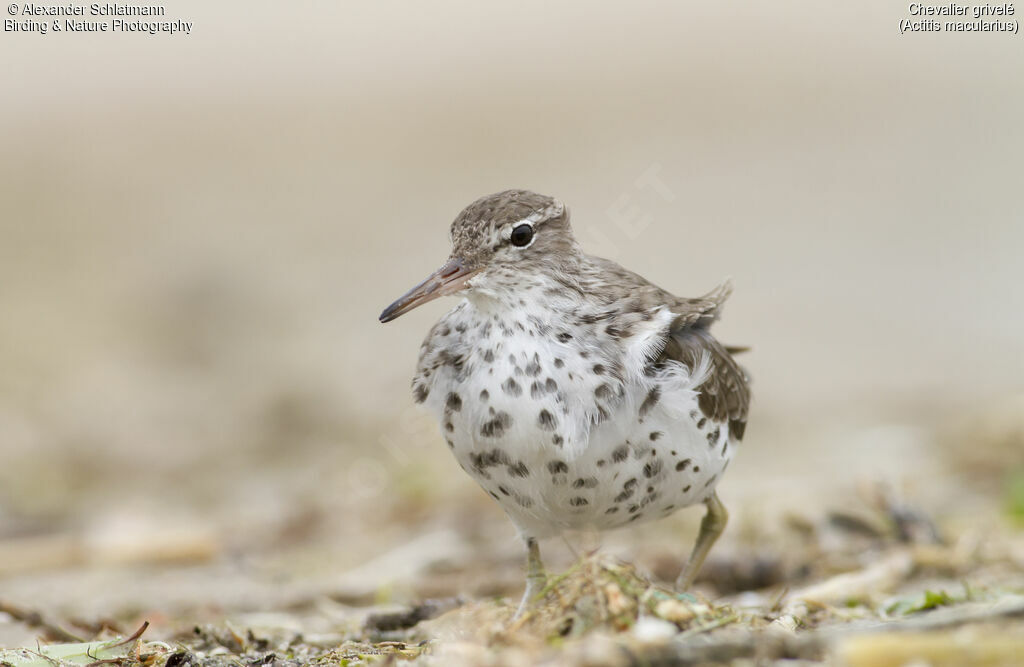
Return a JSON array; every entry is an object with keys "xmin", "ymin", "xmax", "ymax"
[{"xmin": 2, "ymin": 491, "xmax": 1022, "ymax": 667}]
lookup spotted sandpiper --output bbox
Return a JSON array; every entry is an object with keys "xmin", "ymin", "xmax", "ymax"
[{"xmin": 380, "ymin": 190, "xmax": 750, "ymax": 617}]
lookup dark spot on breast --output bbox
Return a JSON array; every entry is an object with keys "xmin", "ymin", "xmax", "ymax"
[
  {"xmin": 605, "ymin": 507, "xmax": 619, "ymax": 514},
  {"xmin": 573, "ymin": 477, "xmax": 598, "ymax": 489},
  {"xmin": 552, "ymin": 434, "xmax": 564, "ymax": 446},
  {"xmin": 538, "ymin": 409, "xmax": 557, "ymax": 431},
  {"xmin": 483, "ymin": 350, "xmax": 494, "ymax": 363},
  {"xmin": 436, "ymin": 349, "xmax": 465, "ymax": 372},
  {"xmin": 413, "ymin": 384, "xmax": 429, "ymax": 403},
  {"xmin": 570, "ymin": 497, "xmax": 589, "ymax": 507},
  {"xmin": 502, "ymin": 377, "xmax": 522, "ymax": 396},
  {"xmin": 612, "ymin": 445, "xmax": 629, "ymax": 463},
  {"xmin": 525, "ymin": 354, "xmax": 542, "ymax": 376},
  {"xmin": 507, "ymin": 462, "xmax": 530, "ymax": 478},
  {"xmin": 446, "ymin": 393, "xmax": 462, "ymax": 412},
  {"xmin": 480, "ymin": 411, "xmax": 512, "ymax": 437},
  {"xmin": 697, "ymin": 418, "xmax": 707, "ymax": 429},
  {"xmin": 683, "ymin": 484, "xmax": 691, "ymax": 493},
  {"xmin": 596, "ymin": 459, "xmax": 606, "ymax": 467},
  {"xmin": 547, "ymin": 460, "xmax": 568, "ymax": 474},
  {"xmin": 515, "ymin": 494, "xmax": 534, "ymax": 508},
  {"xmin": 444, "ymin": 421, "xmax": 453, "ymax": 432},
  {"xmin": 469, "ymin": 449, "xmax": 510, "ymax": 477},
  {"xmin": 480, "ymin": 389, "xmax": 489, "ymax": 401},
  {"xmin": 704, "ymin": 474, "xmax": 718, "ymax": 488},
  {"xmin": 595, "ymin": 383, "xmax": 613, "ymax": 400},
  {"xmin": 592, "ymin": 364, "xmax": 605, "ymax": 375},
  {"xmin": 639, "ymin": 387, "xmax": 661, "ymax": 419},
  {"xmin": 643, "ymin": 460, "xmax": 663, "ymax": 478},
  {"xmin": 557, "ymin": 332, "xmax": 572, "ymax": 343},
  {"xmin": 649, "ymin": 431, "xmax": 663, "ymax": 441},
  {"xmin": 693, "ymin": 465, "xmax": 700, "ymax": 473},
  {"xmin": 498, "ymin": 486, "xmax": 510, "ymax": 496},
  {"xmin": 545, "ymin": 378, "xmax": 558, "ymax": 392},
  {"xmin": 675, "ymin": 458, "xmax": 692, "ymax": 471},
  {"xmin": 554, "ymin": 358, "xmax": 565, "ymax": 368},
  {"xmin": 707, "ymin": 427, "xmax": 720, "ymax": 446}
]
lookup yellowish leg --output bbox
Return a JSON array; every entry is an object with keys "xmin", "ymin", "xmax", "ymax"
[
  {"xmin": 513, "ymin": 537, "xmax": 545, "ymax": 620},
  {"xmin": 675, "ymin": 492, "xmax": 729, "ymax": 590}
]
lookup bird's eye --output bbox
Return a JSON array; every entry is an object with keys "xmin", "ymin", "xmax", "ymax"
[{"xmin": 510, "ymin": 224, "xmax": 534, "ymax": 247}]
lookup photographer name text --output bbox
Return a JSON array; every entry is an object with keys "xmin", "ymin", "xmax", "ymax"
[{"xmin": 6, "ymin": 3, "xmax": 192, "ymax": 35}]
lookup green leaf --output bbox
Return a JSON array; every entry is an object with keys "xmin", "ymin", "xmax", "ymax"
[
  {"xmin": 0, "ymin": 638, "xmax": 134, "ymax": 667},
  {"xmin": 885, "ymin": 589, "xmax": 955, "ymax": 615}
]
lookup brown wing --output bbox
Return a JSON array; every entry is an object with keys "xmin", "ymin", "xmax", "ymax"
[{"xmin": 656, "ymin": 282, "xmax": 751, "ymax": 440}]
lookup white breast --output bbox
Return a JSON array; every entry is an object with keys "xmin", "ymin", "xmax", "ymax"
[{"xmin": 415, "ymin": 296, "xmax": 734, "ymax": 538}]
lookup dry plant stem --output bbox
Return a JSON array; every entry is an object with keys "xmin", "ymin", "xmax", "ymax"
[
  {"xmin": 0, "ymin": 599, "xmax": 85, "ymax": 643},
  {"xmin": 109, "ymin": 622, "xmax": 149, "ymax": 648},
  {"xmin": 783, "ymin": 549, "xmax": 915, "ymax": 612},
  {"xmin": 676, "ymin": 492, "xmax": 729, "ymax": 590}
]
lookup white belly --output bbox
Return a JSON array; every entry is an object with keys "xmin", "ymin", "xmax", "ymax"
[{"xmin": 418, "ymin": 303, "xmax": 734, "ymax": 539}]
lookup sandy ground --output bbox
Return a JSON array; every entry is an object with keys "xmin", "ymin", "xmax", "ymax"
[{"xmin": 1, "ymin": 2, "xmax": 1023, "ymax": 664}]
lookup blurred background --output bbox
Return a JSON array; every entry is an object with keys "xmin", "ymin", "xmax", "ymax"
[{"xmin": 1, "ymin": 0, "xmax": 1021, "ymax": 646}]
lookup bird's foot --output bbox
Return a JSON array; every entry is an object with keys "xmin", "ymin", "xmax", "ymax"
[{"xmin": 512, "ymin": 572, "xmax": 547, "ymax": 621}]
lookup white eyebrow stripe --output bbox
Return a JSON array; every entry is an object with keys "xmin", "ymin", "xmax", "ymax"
[{"xmin": 522, "ymin": 200, "xmax": 564, "ymax": 225}]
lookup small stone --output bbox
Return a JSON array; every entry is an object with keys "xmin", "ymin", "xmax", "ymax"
[{"xmin": 654, "ymin": 598, "xmax": 698, "ymax": 624}]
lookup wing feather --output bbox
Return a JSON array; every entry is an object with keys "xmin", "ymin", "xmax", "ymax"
[{"xmin": 657, "ymin": 282, "xmax": 751, "ymax": 440}]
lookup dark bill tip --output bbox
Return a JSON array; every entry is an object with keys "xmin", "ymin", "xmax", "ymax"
[{"xmin": 379, "ymin": 258, "xmax": 477, "ymax": 323}]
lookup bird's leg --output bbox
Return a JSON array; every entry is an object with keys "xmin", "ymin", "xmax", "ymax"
[
  {"xmin": 675, "ymin": 492, "xmax": 729, "ymax": 590},
  {"xmin": 512, "ymin": 537, "xmax": 546, "ymax": 620}
]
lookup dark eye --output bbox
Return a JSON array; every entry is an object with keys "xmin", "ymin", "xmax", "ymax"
[{"xmin": 510, "ymin": 224, "xmax": 534, "ymax": 247}]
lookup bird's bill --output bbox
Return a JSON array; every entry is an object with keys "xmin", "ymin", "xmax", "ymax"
[{"xmin": 379, "ymin": 258, "xmax": 479, "ymax": 323}]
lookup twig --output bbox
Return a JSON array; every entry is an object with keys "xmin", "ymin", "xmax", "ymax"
[{"xmin": 109, "ymin": 621, "xmax": 150, "ymax": 648}]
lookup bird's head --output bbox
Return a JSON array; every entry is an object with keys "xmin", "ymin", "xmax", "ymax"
[{"xmin": 379, "ymin": 190, "xmax": 576, "ymax": 322}]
